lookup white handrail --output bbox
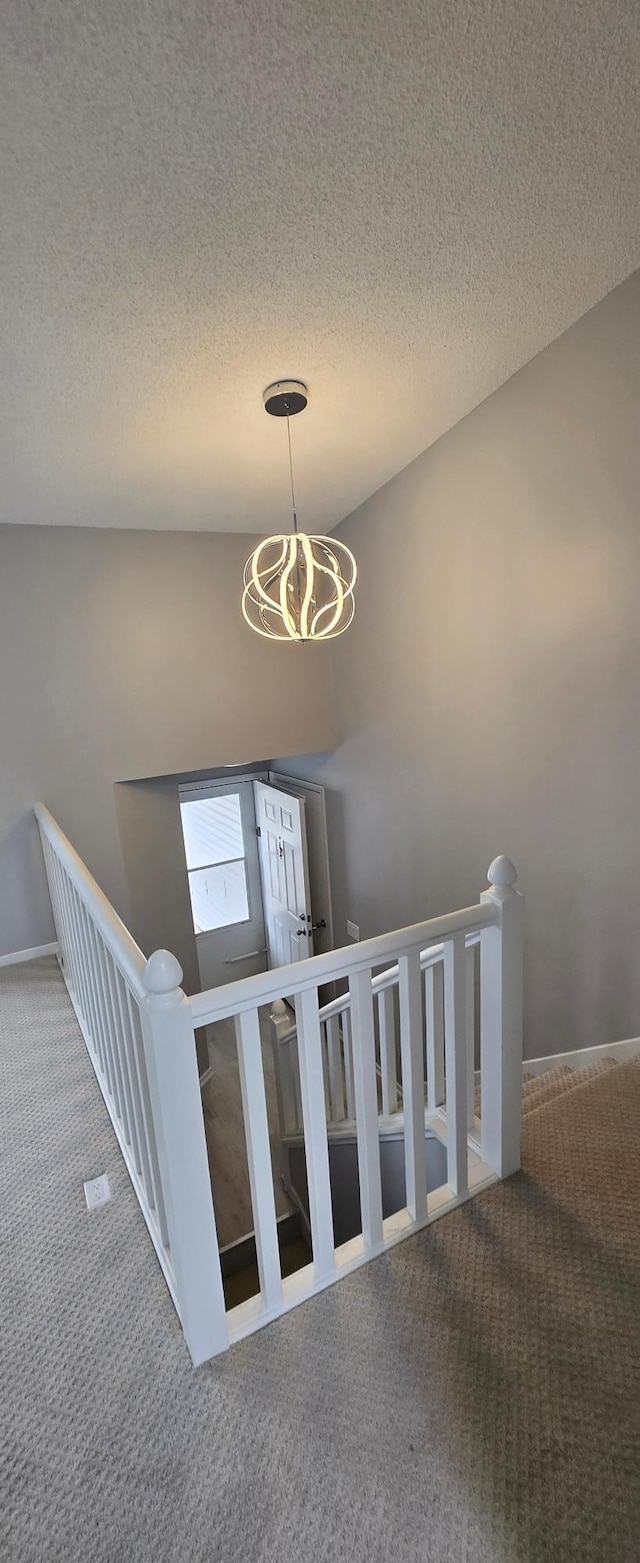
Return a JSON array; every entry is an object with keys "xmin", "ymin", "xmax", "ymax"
[
  {"xmin": 271, "ymin": 933, "xmax": 483, "ymax": 1062},
  {"xmin": 34, "ymin": 801, "xmax": 147, "ymax": 999},
  {"xmin": 316, "ymin": 929, "xmax": 482, "ymax": 1026},
  {"xmin": 189, "ymin": 903, "xmax": 497, "ymax": 1027}
]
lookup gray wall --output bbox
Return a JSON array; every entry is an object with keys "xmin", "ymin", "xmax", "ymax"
[
  {"xmin": 278, "ymin": 272, "xmax": 640, "ymax": 1059},
  {"xmin": 114, "ymin": 775, "xmax": 200, "ymax": 995},
  {"xmin": 4, "ymin": 274, "xmax": 640, "ymax": 1061},
  {"xmin": 0, "ymin": 526, "xmax": 335, "ymax": 960}
]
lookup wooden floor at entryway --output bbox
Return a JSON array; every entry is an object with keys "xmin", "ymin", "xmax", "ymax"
[{"xmin": 199, "ymin": 1012, "xmax": 294, "ymax": 1249}]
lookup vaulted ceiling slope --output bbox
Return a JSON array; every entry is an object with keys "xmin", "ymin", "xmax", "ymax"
[{"xmin": 1, "ymin": 1, "xmax": 639, "ymax": 534}]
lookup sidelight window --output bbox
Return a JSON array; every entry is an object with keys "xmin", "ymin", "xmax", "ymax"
[{"xmin": 180, "ymin": 793, "xmax": 250, "ymax": 933}]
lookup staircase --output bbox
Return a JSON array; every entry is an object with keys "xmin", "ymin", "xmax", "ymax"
[
  {"xmin": 522, "ymin": 1057, "xmax": 620, "ymax": 1114},
  {"xmin": 475, "ymin": 1054, "xmax": 621, "ymax": 1123},
  {"xmin": 226, "ymin": 1055, "xmax": 630, "ymax": 1308}
]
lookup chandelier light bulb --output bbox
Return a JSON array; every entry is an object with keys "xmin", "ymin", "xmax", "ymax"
[{"xmin": 242, "ymin": 380, "xmax": 357, "ymax": 643}]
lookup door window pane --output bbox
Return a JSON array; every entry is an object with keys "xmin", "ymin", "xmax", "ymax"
[
  {"xmin": 180, "ymin": 794, "xmax": 244, "ymax": 870},
  {"xmin": 187, "ymin": 860, "xmax": 249, "ymax": 933}
]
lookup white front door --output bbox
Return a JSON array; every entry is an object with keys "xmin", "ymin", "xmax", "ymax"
[
  {"xmin": 253, "ymin": 781, "xmax": 313, "ymax": 967},
  {"xmin": 179, "ymin": 781, "xmax": 267, "ymax": 990}
]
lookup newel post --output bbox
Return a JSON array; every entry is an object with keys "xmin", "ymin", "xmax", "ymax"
[
  {"xmin": 479, "ymin": 857, "xmax": 524, "ymax": 1178},
  {"xmin": 141, "ymin": 950, "xmax": 228, "ymax": 1365}
]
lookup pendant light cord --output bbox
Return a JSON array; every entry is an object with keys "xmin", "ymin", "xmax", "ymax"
[{"xmin": 286, "ymin": 414, "xmax": 299, "ymax": 534}]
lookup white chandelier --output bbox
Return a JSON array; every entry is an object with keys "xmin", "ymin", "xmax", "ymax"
[{"xmin": 242, "ymin": 381, "xmax": 357, "ymax": 642}]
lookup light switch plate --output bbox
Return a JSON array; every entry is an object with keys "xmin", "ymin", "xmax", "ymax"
[{"xmin": 347, "ymin": 920, "xmax": 360, "ymax": 941}]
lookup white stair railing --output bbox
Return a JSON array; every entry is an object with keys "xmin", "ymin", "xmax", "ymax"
[
  {"xmin": 277, "ymin": 858, "xmax": 524, "ymax": 1182},
  {"xmin": 273, "ymin": 932, "xmax": 481, "ymax": 1141},
  {"xmin": 35, "ymin": 803, "xmax": 226, "ymax": 1366},
  {"xmin": 36, "ymin": 800, "xmax": 523, "ymax": 1365},
  {"xmin": 188, "ymin": 856, "xmax": 523, "ymax": 1344}
]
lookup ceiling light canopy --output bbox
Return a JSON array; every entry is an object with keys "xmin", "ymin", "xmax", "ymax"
[{"xmin": 242, "ymin": 381, "xmax": 357, "ymax": 643}]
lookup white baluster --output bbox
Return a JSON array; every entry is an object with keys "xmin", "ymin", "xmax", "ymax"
[
  {"xmin": 73, "ymin": 891, "xmax": 98, "ymax": 1042},
  {"xmin": 466, "ymin": 942, "xmax": 476, "ymax": 1131},
  {"xmin": 44, "ymin": 845, "xmax": 70, "ymax": 981},
  {"xmin": 94, "ymin": 937, "xmax": 140, "ymax": 1175},
  {"xmin": 443, "ymin": 935, "xmax": 468, "ymax": 1196},
  {"xmin": 342, "ymin": 1008, "xmax": 356, "ymax": 1121},
  {"xmin": 398, "ymin": 949, "xmax": 427, "ymax": 1221},
  {"xmin": 236, "ymin": 1008, "xmax": 283, "ymax": 1310},
  {"xmin": 123, "ymin": 983, "xmax": 168, "ymax": 1241},
  {"xmin": 45, "ymin": 849, "xmax": 70, "ymax": 973},
  {"xmin": 83, "ymin": 917, "xmax": 111, "ymax": 1092},
  {"xmin": 65, "ymin": 880, "xmax": 91, "ymax": 1031},
  {"xmin": 94, "ymin": 943, "xmax": 120, "ymax": 1109},
  {"xmin": 269, "ymin": 1006, "xmax": 295, "ymax": 1139},
  {"xmin": 425, "ymin": 961, "xmax": 445, "ymax": 1110},
  {"xmin": 291, "ymin": 1035, "xmax": 303, "ymax": 1133},
  {"xmin": 320, "ymin": 1019, "xmax": 332, "ymax": 1119},
  {"xmin": 326, "ymin": 1014, "xmax": 345, "ymax": 1122},
  {"xmin": 480, "ymin": 857, "xmax": 524, "ymax": 1178},
  {"xmin": 112, "ymin": 959, "xmax": 145, "ymax": 1170},
  {"xmin": 378, "ymin": 986, "xmax": 398, "ymax": 1116},
  {"xmin": 91, "ymin": 912, "xmax": 126, "ymax": 1125},
  {"xmin": 295, "ymin": 987, "xmax": 335, "ymax": 1280},
  {"xmin": 349, "ymin": 970, "xmax": 384, "ymax": 1250},
  {"xmin": 141, "ymin": 950, "xmax": 228, "ymax": 1364},
  {"xmin": 60, "ymin": 867, "xmax": 84, "ymax": 1007},
  {"xmin": 76, "ymin": 897, "xmax": 103, "ymax": 1062}
]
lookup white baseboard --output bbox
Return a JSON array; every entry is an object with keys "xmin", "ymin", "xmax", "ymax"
[
  {"xmin": 0, "ymin": 941, "xmax": 58, "ymax": 968},
  {"xmin": 523, "ymin": 1036, "xmax": 640, "ymax": 1077},
  {"xmin": 473, "ymin": 1034, "xmax": 640, "ymax": 1088}
]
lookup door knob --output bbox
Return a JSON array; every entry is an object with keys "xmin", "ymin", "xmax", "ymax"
[
  {"xmin": 310, "ymin": 919, "xmax": 327, "ymax": 931},
  {"xmin": 295, "ymin": 928, "xmax": 308, "ymax": 937}
]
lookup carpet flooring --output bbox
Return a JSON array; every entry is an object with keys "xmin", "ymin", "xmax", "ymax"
[{"xmin": 2, "ymin": 957, "xmax": 639, "ymax": 1562}]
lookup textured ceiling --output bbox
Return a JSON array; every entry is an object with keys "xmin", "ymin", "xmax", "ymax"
[{"xmin": 1, "ymin": 1, "xmax": 639, "ymax": 534}]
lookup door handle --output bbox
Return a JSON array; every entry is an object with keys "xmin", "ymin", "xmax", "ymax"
[
  {"xmin": 295, "ymin": 919, "xmax": 325, "ymax": 937},
  {"xmin": 224, "ymin": 948, "xmax": 268, "ymax": 964}
]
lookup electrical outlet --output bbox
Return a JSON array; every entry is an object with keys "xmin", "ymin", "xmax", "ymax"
[
  {"xmin": 83, "ymin": 1173, "xmax": 112, "ymax": 1212},
  {"xmin": 347, "ymin": 919, "xmax": 360, "ymax": 941}
]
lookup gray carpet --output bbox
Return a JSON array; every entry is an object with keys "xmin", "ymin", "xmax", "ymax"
[{"xmin": 2, "ymin": 957, "xmax": 639, "ymax": 1562}]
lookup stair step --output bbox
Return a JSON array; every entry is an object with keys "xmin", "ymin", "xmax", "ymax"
[
  {"xmin": 219, "ymin": 1210, "xmax": 302, "ymax": 1279},
  {"xmin": 523, "ymin": 1055, "xmax": 619, "ymax": 1119},
  {"xmin": 475, "ymin": 1058, "xmax": 620, "ymax": 1120},
  {"xmin": 218, "ymin": 1209, "xmax": 312, "ymax": 1310},
  {"xmin": 222, "ymin": 1235, "xmax": 312, "ymax": 1311},
  {"xmin": 521, "ymin": 1066, "xmax": 575, "ymax": 1110},
  {"xmin": 474, "ymin": 1066, "xmax": 570, "ymax": 1117}
]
